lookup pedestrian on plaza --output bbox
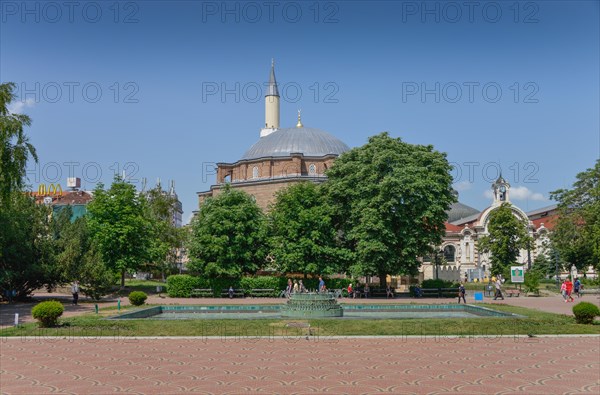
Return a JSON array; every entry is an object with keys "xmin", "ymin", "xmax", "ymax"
[
  {"xmin": 348, "ymin": 283, "xmax": 354, "ymax": 298},
  {"xmin": 71, "ymin": 280, "xmax": 79, "ymax": 305},
  {"xmin": 565, "ymin": 278, "xmax": 574, "ymax": 302},
  {"xmin": 493, "ymin": 278, "xmax": 504, "ymax": 300},
  {"xmin": 228, "ymin": 286, "xmax": 234, "ymax": 298},
  {"xmin": 574, "ymin": 278, "xmax": 582, "ymax": 298},
  {"xmin": 293, "ymin": 280, "xmax": 299, "ymax": 294},
  {"xmin": 458, "ymin": 282, "xmax": 466, "ymax": 304},
  {"xmin": 560, "ymin": 280, "xmax": 567, "ymax": 300},
  {"xmin": 285, "ymin": 279, "xmax": 292, "ymax": 298},
  {"xmin": 318, "ymin": 277, "xmax": 325, "ymax": 293},
  {"xmin": 364, "ymin": 283, "xmax": 370, "ymax": 298}
]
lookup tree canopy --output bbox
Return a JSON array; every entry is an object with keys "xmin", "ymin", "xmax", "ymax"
[
  {"xmin": 142, "ymin": 185, "xmax": 186, "ymax": 279},
  {"xmin": 267, "ymin": 182, "xmax": 350, "ymax": 276},
  {"xmin": 87, "ymin": 176, "xmax": 152, "ymax": 287},
  {"xmin": 0, "ymin": 82, "xmax": 38, "ymax": 205},
  {"xmin": 550, "ymin": 160, "xmax": 600, "ymax": 271},
  {"xmin": 478, "ymin": 203, "xmax": 532, "ymax": 276},
  {"xmin": 187, "ymin": 186, "xmax": 266, "ymax": 277},
  {"xmin": 324, "ymin": 132, "xmax": 456, "ymax": 285}
]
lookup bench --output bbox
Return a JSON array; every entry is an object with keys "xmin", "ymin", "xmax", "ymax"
[
  {"xmin": 220, "ymin": 288, "xmax": 245, "ymax": 298},
  {"xmin": 506, "ymin": 289, "xmax": 520, "ymax": 297},
  {"xmin": 191, "ymin": 288, "xmax": 213, "ymax": 298},
  {"xmin": 249, "ymin": 288, "xmax": 277, "ymax": 297},
  {"xmin": 368, "ymin": 288, "xmax": 393, "ymax": 298},
  {"xmin": 418, "ymin": 288, "xmax": 459, "ymax": 298}
]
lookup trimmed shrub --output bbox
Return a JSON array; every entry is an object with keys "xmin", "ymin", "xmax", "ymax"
[
  {"xmin": 31, "ymin": 301, "xmax": 64, "ymax": 327},
  {"xmin": 167, "ymin": 275, "xmax": 204, "ymax": 297},
  {"xmin": 128, "ymin": 291, "xmax": 147, "ymax": 306},
  {"xmin": 421, "ymin": 279, "xmax": 456, "ymax": 288},
  {"xmin": 572, "ymin": 302, "xmax": 600, "ymax": 324}
]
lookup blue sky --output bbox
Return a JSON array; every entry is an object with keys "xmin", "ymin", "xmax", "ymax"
[{"xmin": 1, "ymin": 0, "xmax": 598, "ymax": 222}]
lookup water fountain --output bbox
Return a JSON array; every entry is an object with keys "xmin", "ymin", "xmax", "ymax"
[{"xmin": 280, "ymin": 292, "xmax": 343, "ymax": 318}]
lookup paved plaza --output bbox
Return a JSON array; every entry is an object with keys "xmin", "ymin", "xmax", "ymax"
[{"xmin": 1, "ymin": 336, "xmax": 599, "ymax": 394}]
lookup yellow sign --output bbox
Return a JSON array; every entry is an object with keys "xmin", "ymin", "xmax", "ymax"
[{"xmin": 38, "ymin": 184, "xmax": 63, "ymax": 195}]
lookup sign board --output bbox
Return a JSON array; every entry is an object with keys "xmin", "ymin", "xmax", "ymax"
[{"xmin": 511, "ymin": 266, "xmax": 524, "ymax": 283}]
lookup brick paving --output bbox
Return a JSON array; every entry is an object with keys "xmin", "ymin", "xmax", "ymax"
[{"xmin": 1, "ymin": 336, "xmax": 599, "ymax": 394}]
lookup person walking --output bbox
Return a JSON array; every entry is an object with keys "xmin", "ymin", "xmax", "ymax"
[
  {"xmin": 565, "ymin": 278, "xmax": 574, "ymax": 302},
  {"xmin": 560, "ymin": 280, "xmax": 567, "ymax": 301},
  {"xmin": 293, "ymin": 280, "xmax": 299, "ymax": 294},
  {"xmin": 457, "ymin": 282, "xmax": 466, "ymax": 304},
  {"xmin": 493, "ymin": 278, "xmax": 504, "ymax": 300},
  {"xmin": 71, "ymin": 280, "xmax": 79, "ymax": 305},
  {"xmin": 574, "ymin": 278, "xmax": 582, "ymax": 298},
  {"xmin": 318, "ymin": 277, "xmax": 325, "ymax": 293}
]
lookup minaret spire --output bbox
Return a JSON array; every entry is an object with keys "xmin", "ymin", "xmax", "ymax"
[
  {"xmin": 296, "ymin": 109, "xmax": 303, "ymax": 128},
  {"xmin": 261, "ymin": 59, "xmax": 280, "ymax": 137}
]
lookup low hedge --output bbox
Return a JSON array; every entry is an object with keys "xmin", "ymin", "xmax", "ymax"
[
  {"xmin": 572, "ymin": 302, "xmax": 600, "ymax": 324},
  {"xmin": 128, "ymin": 291, "xmax": 147, "ymax": 306},
  {"xmin": 31, "ymin": 300, "xmax": 64, "ymax": 327},
  {"xmin": 166, "ymin": 275, "xmax": 353, "ymax": 297}
]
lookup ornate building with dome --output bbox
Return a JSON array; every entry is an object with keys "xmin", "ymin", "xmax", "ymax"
[
  {"xmin": 197, "ymin": 62, "xmax": 349, "ymax": 210},
  {"xmin": 197, "ymin": 63, "xmax": 583, "ymax": 284}
]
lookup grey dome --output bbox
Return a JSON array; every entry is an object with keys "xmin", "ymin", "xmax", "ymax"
[
  {"xmin": 241, "ymin": 127, "xmax": 350, "ymax": 160},
  {"xmin": 447, "ymin": 201, "xmax": 480, "ymax": 223}
]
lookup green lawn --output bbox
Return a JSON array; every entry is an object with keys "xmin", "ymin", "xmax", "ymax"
[{"xmin": 2, "ymin": 303, "xmax": 598, "ymax": 337}]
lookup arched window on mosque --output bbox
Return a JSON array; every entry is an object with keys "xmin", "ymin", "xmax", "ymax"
[
  {"xmin": 252, "ymin": 166, "xmax": 259, "ymax": 179},
  {"xmin": 444, "ymin": 245, "xmax": 456, "ymax": 262},
  {"xmin": 309, "ymin": 163, "xmax": 316, "ymax": 175}
]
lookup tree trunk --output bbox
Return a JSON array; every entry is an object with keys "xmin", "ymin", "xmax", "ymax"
[
  {"xmin": 379, "ymin": 272, "xmax": 387, "ymax": 288},
  {"xmin": 120, "ymin": 269, "xmax": 125, "ymax": 288}
]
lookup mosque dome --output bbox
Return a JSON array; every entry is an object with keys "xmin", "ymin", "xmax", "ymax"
[
  {"xmin": 240, "ymin": 127, "xmax": 350, "ymax": 161},
  {"xmin": 447, "ymin": 201, "xmax": 480, "ymax": 223}
]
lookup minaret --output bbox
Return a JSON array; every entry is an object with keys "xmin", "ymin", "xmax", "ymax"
[{"xmin": 260, "ymin": 59, "xmax": 280, "ymax": 138}]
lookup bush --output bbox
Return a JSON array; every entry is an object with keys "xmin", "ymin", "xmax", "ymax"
[
  {"xmin": 31, "ymin": 301, "xmax": 64, "ymax": 327},
  {"xmin": 128, "ymin": 291, "xmax": 147, "ymax": 306},
  {"xmin": 166, "ymin": 275, "xmax": 205, "ymax": 297},
  {"xmin": 421, "ymin": 279, "xmax": 456, "ymax": 288},
  {"xmin": 524, "ymin": 271, "xmax": 541, "ymax": 295},
  {"xmin": 572, "ymin": 302, "xmax": 600, "ymax": 324}
]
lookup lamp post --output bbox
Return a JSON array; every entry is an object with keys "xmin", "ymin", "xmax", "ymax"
[{"xmin": 554, "ymin": 250, "xmax": 560, "ymax": 288}]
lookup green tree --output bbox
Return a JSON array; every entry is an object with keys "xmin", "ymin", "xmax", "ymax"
[
  {"xmin": 87, "ymin": 176, "xmax": 152, "ymax": 287},
  {"xmin": 324, "ymin": 132, "xmax": 456, "ymax": 286},
  {"xmin": 478, "ymin": 203, "xmax": 533, "ymax": 276},
  {"xmin": 142, "ymin": 185, "xmax": 185, "ymax": 279},
  {"xmin": 267, "ymin": 182, "xmax": 350, "ymax": 276},
  {"xmin": 187, "ymin": 186, "xmax": 266, "ymax": 277},
  {"xmin": 0, "ymin": 192, "xmax": 55, "ymax": 298},
  {"xmin": 550, "ymin": 160, "xmax": 600, "ymax": 271},
  {"xmin": 51, "ymin": 208, "xmax": 116, "ymax": 299},
  {"xmin": 0, "ymin": 82, "xmax": 38, "ymax": 205}
]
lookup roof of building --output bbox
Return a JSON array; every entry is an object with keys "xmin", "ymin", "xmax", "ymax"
[
  {"xmin": 240, "ymin": 127, "xmax": 350, "ymax": 161},
  {"xmin": 31, "ymin": 190, "xmax": 93, "ymax": 205},
  {"xmin": 447, "ymin": 201, "xmax": 480, "ymax": 223},
  {"xmin": 526, "ymin": 204, "xmax": 558, "ymax": 217},
  {"xmin": 445, "ymin": 222, "xmax": 464, "ymax": 232}
]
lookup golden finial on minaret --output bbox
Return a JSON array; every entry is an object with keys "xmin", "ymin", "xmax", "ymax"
[{"xmin": 296, "ymin": 109, "xmax": 303, "ymax": 128}]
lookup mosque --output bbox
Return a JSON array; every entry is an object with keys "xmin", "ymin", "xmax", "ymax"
[{"xmin": 197, "ymin": 62, "xmax": 574, "ymax": 284}]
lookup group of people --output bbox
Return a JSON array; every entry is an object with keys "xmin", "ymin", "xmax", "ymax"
[
  {"xmin": 560, "ymin": 278, "xmax": 582, "ymax": 302},
  {"xmin": 284, "ymin": 279, "xmax": 308, "ymax": 297}
]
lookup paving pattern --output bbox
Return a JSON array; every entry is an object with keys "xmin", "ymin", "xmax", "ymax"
[{"xmin": 1, "ymin": 336, "xmax": 599, "ymax": 394}]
